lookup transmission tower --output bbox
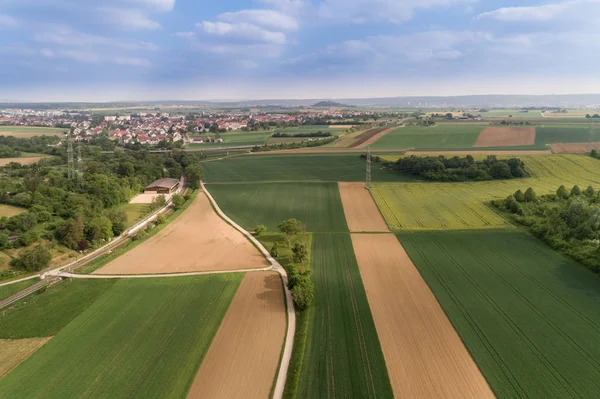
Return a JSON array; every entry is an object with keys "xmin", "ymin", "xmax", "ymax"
[
  {"xmin": 365, "ymin": 147, "xmax": 372, "ymax": 189},
  {"xmin": 77, "ymin": 142, "xmax": 84, "ymax": 189},
  {"xmin": 67, "ymin": 131, "xmax": 74, "ymax": 180}
]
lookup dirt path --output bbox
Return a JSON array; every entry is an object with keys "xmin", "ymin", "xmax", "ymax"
[
  {"xmin": 355, "ymin": 127, "xmax": 395, "ymax": 148},
  {"xmin": 187, "ymin": 272, "xmax": 286, "ymax": 399},
  {"xmin": 351, "ymin": 234, "xmax": 495, "ymax": 399},
  {"xmin": 338, "ymin": 183, "xmax": 390, "ymax": 232},
  {"xmin": 474, "ymin": 127, "xmax": 536, "ymax": 147},
  {"xmin": 94, "ymin": 193, "xmax": 268, "ymax": 274},
  {"xmin": 0, "ymin": 337, "xmax": 52, "ymax": 378}
]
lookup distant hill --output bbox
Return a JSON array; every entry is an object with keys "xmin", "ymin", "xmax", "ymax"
[{"xmin": 311, "ymin": 101, "xmax": 350, "ymax": 108}]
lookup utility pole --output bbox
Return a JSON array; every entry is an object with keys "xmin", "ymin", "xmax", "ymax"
[
  {"xmin": 365, "ymin": 146, "xmax": 372, "ymax": 189},
  {"xmin": 67, "ymin": 131, "xmax": 74, "ymax": 180},
  {"xmin": 77, "ymin": 142, "xmax": 84, "ymax": 189}
]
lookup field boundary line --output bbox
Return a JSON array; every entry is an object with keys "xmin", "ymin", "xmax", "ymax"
[{"xmin": 201, "ymin": 181, "xmax": 295, "ymax": 399}]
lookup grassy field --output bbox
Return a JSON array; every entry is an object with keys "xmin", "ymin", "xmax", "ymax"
[
  {"xmin": 297, "ymin": 234, "xmax": 393, "ymax": 398},
  {"xmin": 207, "ymin": 183, "xmax": 349, "ymax": 232},
  {"xmin": 399, "ymin": 231, "xmax": 600, "ymax": 398},
  {"xmin": 0, "ymin": 279, "xmax": 38, "ymax": 301},
  {"xmin": 368, "ymin": 125, "xmax": 483, "ymax": 150},
  {"xmin": 0, "ymin": 126, "xmax": 67, "ymax": 136},
  {"xmin": 0, "ymin": 279, "xmax": 117, "ymax": 339},
  {"xmin": 371, "ymin": 155, "xmax": 600, "ymax": 230},
  {"xmin": 117, "ymin": 203, "xmax": 150, "ymax": 227},
  {"xmin": 536, "ymin": 125, "xmax": 600, "ymax": 145},
  {"xmin": 201, "ymin": 154, "xmax": 412, "ymax": 183},
  {"xmin": 0, "ymin": 274, "xmax": 243, "ymax": 398},
  {"xmin": 0, "ymin": 204, "xmax": 25, "ymax": 218}
]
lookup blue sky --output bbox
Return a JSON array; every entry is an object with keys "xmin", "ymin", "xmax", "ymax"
[{"xmin": 0, "ymin": 0, "xmax": 599, "ymax": 101}]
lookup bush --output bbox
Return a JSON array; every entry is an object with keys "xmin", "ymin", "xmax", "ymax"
[
  {"xmin": 171, "ymin": 194, "xmax": 185, "ymax": 210},
  {"xmin": 292, "ymin": 242, "xmax": 309, "ymax": 264},
  {"xmin": 514, "ymin": 190, "xmax": 525, "ymax": 203},
  {"xmin": 270, "ymin": 242, "xmax": 280, "ymax": 258},
  {"xmin": 155, "ymin": 214, "xmax": 166, "ymax": 225},
  {"xmin": 291, "ymin": 276, "xmax": 314, "ymax": 310},
  {"xmin": 16, "ymin": 244, "xmax": 52, "ymax": 272},
  {"xmin": 557, "ymin": 185, "xmax": 570, "ymax": 199},
  {"xmin": 571, "ymin": 185, "xmax": 582, "ymax": 196},
  {"xmin": 524, "ymin": 187, "xmax": 537, "ymax": 202},
  {"xmin": 585, "ymin": 186, "xmax": 596, "ymax": 197},
  {"xmin": 254, "ymin": 225, "xmax": 267, "ymax": 237}
]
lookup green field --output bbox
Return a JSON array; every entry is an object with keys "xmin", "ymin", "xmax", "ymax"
[
  {"xmin": 297, "ymin": 234, "xmax": 393, "ymax": 398},
  {"xmin": 117, "ymin": 203, "xmax": 150, "ymax": 227},
  {"xmin": 371, "ymin": 155, "xmax": 600, "ymax": 230},
  {"xmin": 0, "ymin": 274, "xmax": 242, "ymax": 398},
  {"xmin": 368, "ymin": 125, "xmax": 483, "ymax": 150},
  {"xmin": 0, "ymin": 279, "xmax": 38, "ymax": 301},
  {"xmin": 201, "ymin": 154, "xmax": 412, "ymax": 183},
  {"xmin": 536, "ymin": 125, "xmax": 600, "ymax": 145},
  {"xmin": 399, "ymin": 231, "xmax": 600, "ymax": 398},
  {"xmin": 0, "ymin": 126, "xmax": 66, "ymax": 135},
  {"xmin": 207, "ymin": 183, "xmax": 348, "ymax": 232},
  {"xmin": 0, "ymin": 279, "xmax": 117, "ymax": 338}
]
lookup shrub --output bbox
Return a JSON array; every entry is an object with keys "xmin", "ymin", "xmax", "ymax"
[
  {"xmin": 270, "ymin": 242, "xmax": 280, "ymax": 258},
  {"xmin": 571, "ymin": 185, "xmax": 582, "ymax": 196},
  {"xmin": 155, "ymin": 214, "xmax": 166, "ymax": 225},
  {"xmin": 291, "ymin": 276, "xmax": 314, "ymax": 310},
  {"xmin": 557, "ymin": 185, "xmax": 570, "ymax": 199},
  {"xmin": 16, "ymin": 244, "xmax": 52, "ymax": 272},
  {"xmin": 524, "ymin": 187, "xmax": 537, "ymax": 202},
  {"xmin": 292, "ymin": 242, "xmax": 309, "ymax": 264},
  {"xmin": 585, "ymin": 186, "xmax": 596, "ymax": 197},
  {"xmin": 514, "ymin": 190, "xmax": 525, "ymax": 203},
  {"xmin": 254, "ymin": 225, "xmax": 267, "ymax": 236}
]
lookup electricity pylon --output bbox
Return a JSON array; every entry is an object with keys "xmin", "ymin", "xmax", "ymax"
[
  {"xmin": 365, "ymin": 147, "xmax": 372, "ymax": 189},
  {"xmin": 67, "ymin": 131, "xmax": 74, "ymax": 180}
]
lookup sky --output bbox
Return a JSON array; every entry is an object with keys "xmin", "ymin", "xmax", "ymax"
[{"xmin": 0, "ymin": 0, "xmax": 599, "ymax": 101}]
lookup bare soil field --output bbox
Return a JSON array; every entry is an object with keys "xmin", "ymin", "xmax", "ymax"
[
  {"xmin": 550, "ymin": 142, "xmax": 600, "ymax": 154},
  {"xmin": 94, "ymin": 193, "xmax": 268, "ymax": 274},
  {"xmin": 338, "ymin": 182, "xmax": 389, "ymax": 232},
  {"xmin": 329, "ymin": 125, "xmax": 354, "ymax": 129},
  {"xmin": 405, "ymin": 150, "xmax": 551, "ymax": 156},
  {"xmin": 474, "ymin": 127, "xmax": 536, "ymax": 147},
  {"xmin": 0, "ymin": 337, "xmax": 51, "ymax": 378},
  {"xmin": 351, "ymin": 234, "xmax": 494, "ymax": 399},
  {"xmin": 350, "ymin": 127, "xmax": 392, "ymax": 148},
  {"xmin": 187, "ymin": 272, "xmax": 286, "ymax": 399},
  {"xmin": 355, "ymin": 127, "xmax": 395, "ymax": 148},
  {"xmin": 128, "ymin": 192, "xmax": 173, "ymax": 204},
  {"xmin": 0, "ymin": 157, "xmax": 46, "ymax": 166}
]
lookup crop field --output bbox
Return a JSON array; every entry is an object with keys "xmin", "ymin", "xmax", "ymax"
[
  {"xmin": 371, "ymin": 155, "xmax": 600, "ymax": 230},
  {"xmin": 297, "ymin": 234, "xmax": 393, "ymax": 398},
  {"xmin": 201, "ymin": 154, "xmax": 411, "ymax": 183},
  {"xmin": 0, "ymin": 279, "xmax": 38, "ymax": 301},
  {"xmin": 0, "ymin": 274, "xmax": 242, "ymax": 399},
  {"xmin": 368, "ymin": 125, "xmax": 483, "ymax": 150},
  {"xmin": 536, "ymin": 125, "xmax": 600, "ymax": 146},
  {"xmin": 0, "ymin": 337, "xmax": 51, "ymax": 379},
  {"xmin": 0, "ymin": 126, "xmax": 66, "ymax": 137},
  {"xmin": 188, "ymin": 132, "xmax": 272, "ymax": 148},
  {"xmin": 399, "ymin": 231, "xmax": 600, "ymax": 398},
  {"xmin": 206, "ymin": 182, "xmax": 349, "ymax": 232}
]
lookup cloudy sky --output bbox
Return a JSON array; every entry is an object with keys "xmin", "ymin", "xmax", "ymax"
[{"xmin": 0, "ymin": 0, "xmax": 598, "ymax": 101}]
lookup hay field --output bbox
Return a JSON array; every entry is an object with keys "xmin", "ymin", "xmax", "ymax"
[
  {"xmin": 338, "ymin": 182, "xmax": 389, "ymax": 232},
  {"xmin": 0, "ymin": 338, "xmax": 51, "ymax": 378},
  {"xmin": 474, "ymin": 127, "xmax": 536, "ymax": 147},
  {"xmin": 351, "ymin": 234, "xmax": 494, "ymax": 398},
  {"xmin": 187, "ymin": 272, "xmax": 286, "ymax": 399},
  {"xmin": 297, "ymin": 234, "xmax": 393, "ymax": 398},
  {"xmin": 0, "ymin": 275, "xmax": 242, "ymax": 398},
  {"xmin": 400, "ymin": 231, "xmax": 600, "ymax": 398},
  {"xmin": 0, "ymin": 204, "xmax": 25, "ymax": 218},
  {"xmin": 0, "ymin": 126, "xmax": 66, "ymax": 137},
  {"xmin": 372, "ymin": 155, "xmax": 600, "ymax": 230},
  {"xmin": 0, "ymin": 157, "xmax": 46, "ymax": 166},
  {"xmin": 207, "ymin": 182, "xmax": 349, "ymax": 233},
  {"xmin": 94, "ymin": 192, "xmax": 268, "ymax": 274}
]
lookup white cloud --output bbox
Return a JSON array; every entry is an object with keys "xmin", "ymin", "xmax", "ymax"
[
  {"xmin": 0, "ymin": 14, "xmax": 19, "ymax": 28},
  {"xmin": 218, "ymin": 9, "xmax": 298, "ymax": 31},
  {"xmin": 131, "ymin": 0, "xmax": 176, "ymax": 12},
  {"xmin": 318, "ymin": 0, "xmax": 476, "ymax": 23},
  {"xmin": 172, "ymin": 31, "xmax": 195, "ymax": 38},
  {"xmin": 477, "ymin": 0, "xmax": 600, "ymax": 22},
  {"xmin": 33, "ymin": 26, "xmax": 158, "ymax": 51},
  {"xmin": 100, "ymin": 8, "xmax": 162, "ymax": 30},
  {"xmin": 115, "ymin": 56, "xmax": 152, "ymax": 67},
  {"xmin": 198, "ymin": 21, "xmax": 286, "ymax": 44}
]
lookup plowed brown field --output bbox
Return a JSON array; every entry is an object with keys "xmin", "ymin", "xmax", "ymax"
[
  {"xmin": 351, "ymin": 234, "xmax": 494, "ymax": 399},
  {"xmin": 187, "ymin": 272, "xmax": 286, "ymax": 399},
  {"xmin": 405, "ymin": 150, "xmax": 551, "ymax": 156},
  {"xmin": 94, "ymin": 193, "xmax": 268, "ymax": 274},
  {"xmin": 338, "ymin": 182, "xmax": 389, "ymax": 232},
  {"xmin": 550, "ymin": 142, "xmax": 600, "ymax": 154},
  {"xmin": 355, "ymin": 127, "xmax": 395, "ymax": 148},
  {"xmin": 474, "ymin": 127, "xmax": 536, "ymax": 147},
  {"xmin": 0, "ymin": 337, "xmax": 51, "ymax": 378}
]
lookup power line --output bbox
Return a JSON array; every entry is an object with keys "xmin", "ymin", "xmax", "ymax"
[
  {"xmin": 365, "ymin": 146, "xmax": 371, "ymax": 189},
  {"xmin": 77, "ymin": 142, "xmax": 84, "ymax": 189}
]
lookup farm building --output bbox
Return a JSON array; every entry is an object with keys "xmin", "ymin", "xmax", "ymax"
[{"xmin": 144, "ymin": 178, "xmax": 180, "ymax": 194}]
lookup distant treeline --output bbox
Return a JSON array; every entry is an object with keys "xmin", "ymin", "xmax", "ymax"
[
  {"xmin": 272, "ymin": 131, "xmax": 332, "ymax": 138},
  {"xmin": 253, "ymin": 136, "xmax": 337, "ymax": 152},
  {"xmin": 390, "ymin": 155, "xmax": 526, "ymax": 182}
]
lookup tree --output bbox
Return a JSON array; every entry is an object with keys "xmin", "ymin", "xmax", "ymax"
[
  {"xmin": 155, "ymin": 214, "xmax": 166, "ymax": 225},
  {"xmin": 524, "ymin": 187, "xmax": 537, "ymax": 202},
  {"xmin": 490, "ymin": 162, "xmax": 512, "ymax": 179},
  {"xmin": 514, "ymin": 190, "xmax": 525, "ymax": 203},
  {"xmin": 291, "ymin": 277, "xmax": 314, "ymax": 310},
  {"xmin": 17, "ymin": 244, "xmax": 52, "ymax": 272},
  {"xmin": 270, "ymin": 242, "xmax": 280, "ymax": 258},
  {"xmin": 557, "ymin": 185, "xmax": 570, "ymax": 199},
  {"xmin": 292, "ymin": 242, "xmax": 309, "ymax": 264},
  {"xmin": 106, "ymin": 209, "xmax": 127, "ymax": 236},
  {"xmin": 59, "ymin": 217, "xmax": 85, "ymax": 249},
  {"xmin": 85, "ymin": 216, "xmax": 113, "ymax": 244},
  {"xmin": 185, "ymin": 164, "xmax": 204, "ymax": 190},
  {"xmin": 278, "ymin": 218, "xmax": 304, "ymax": 245},
  {"xmin": 150, "ymin": 194, "xmax": 167, "ymax": 211},
  {"xmin": 571, "ymin": 185, "xmax": 582, "ymax": 196},
  {"xmin": 585, "ymin": 185, "xmax": 596, "ymax": 197},
  {"xmin": 171, "ymin": 194, "xmax": 185, "ymax": 210},
  {"xmin": 0, "ymin": 232, "xmax": 9, "ymax": 250},
  {"xmin": 254, "ymin": 225, "xmax": 267, "ymax": 236}
]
